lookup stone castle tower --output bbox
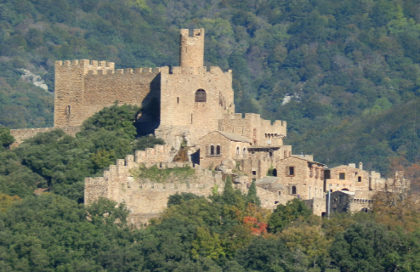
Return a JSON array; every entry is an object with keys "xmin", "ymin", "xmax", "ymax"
[
  {"xmin": 52, "ymin": 28, "xmax": 235, "ymax": 145},
  {"xmin": 10, "ymin": 28, "xmax": 409, "ymax": 225},
  {"xmin": 180, "ymin": 28, "xmax": 205, "ymax": 68}
]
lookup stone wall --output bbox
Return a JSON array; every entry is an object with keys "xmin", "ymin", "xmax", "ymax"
[
  {"xmin": 157, "ymin": 66, "xmax": 235, "ymax": 146},
  {"xmin": 327, "ymin": 164, "xmax": 370, "ymax": 192},
  {"xmin": 198, "ymin": 131, "xmax": 251, "ymax": 169},
  {"xmin": 54, "ymin": 59, "xmax": 162, "ymax": 128},
  {"xmin": 10, "ymin": 126, "xmax": 81, "ymax": 148},
  {"xmin": 218, "ymin": 113, "xmax": 287, "ymax": 146},
  {"xmin": 180, "ymin": 28, "xmax": 205, "ymax": 68},
  {"xmin": 84, "ymin": 144, "xmax": 226, "ymax": 225}
]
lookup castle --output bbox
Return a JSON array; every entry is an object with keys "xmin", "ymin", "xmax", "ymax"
[{"xmin": 11, "ymin": 29, "xmax": 409, "ymax": 225}]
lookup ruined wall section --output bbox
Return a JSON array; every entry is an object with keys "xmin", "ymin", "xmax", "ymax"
[
  {"xmin": 157, "ymin": 66, "xmax": 234, "ymax": 146},
  {"xmin": 55, "ymin": 59, "xmax": 163, "ymax": 129},
  {"xmin": 218, "ymin": 113, "xmax": 287, "ymax": 146},
  {"xmin": 10, "ymin": 126, "xmax": 81, "ymax": 148},
  {"xmin": 10, "ymin": 128, "xmax": 55, "ymax": 147}
]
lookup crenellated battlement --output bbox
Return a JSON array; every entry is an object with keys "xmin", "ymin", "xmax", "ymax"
[
  {"xmin": 84, "ymin": 66, "xmax": 167, "ymax": 76},
  {"xmin": 180, "ymin": 28, "xmax": 205, "ymax": 68},
  {"xmin": 224, "ymin": 112, "xmax": 287, "ymax": 129},
  {"xmin": 168, "ymin": 66, "xmax": 232, "ymax": 76},
  {"xmin": 55, "ymin": 59, "xmax": 115, "ymax": 72},
  {"xmin": 84, "ymin": 142, "xmax": 227, "ymax": 226},
  {"xmin": 55, "ymin": 59, "xmax": 171, "ymax": 77}
]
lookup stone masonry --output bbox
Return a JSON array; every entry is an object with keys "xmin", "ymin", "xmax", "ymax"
[{"xmin": 10, "ymin": 28, "xmax": 410, "ymax": 224}]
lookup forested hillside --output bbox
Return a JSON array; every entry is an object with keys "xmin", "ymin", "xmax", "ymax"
[
  {"xmin": 1, "ymin": 105, "xmax": 419, "ymax": 271},
  {"xmin": 0, "ymin": 0, "xmax": 419, "ymax": 173}
]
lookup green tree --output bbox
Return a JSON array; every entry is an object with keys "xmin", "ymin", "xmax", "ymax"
[
  {"xmin": 0, "ymin": 194, "xmax": 144, "ymax": 271},
  {"xmin": 246, "ymin": 180, "xmax": 260, "ymax": 206},
  {"xmin": 279, "ymin": 225, "xmax": 331, "ymax": 269},
  {"xmin": 268, "ymin": 198, "xmax": 312, "ymax": 233},
  {"xmin": 235, "ymin": 237, "xmax": 307, "ymax": 272},
  {"xmin": 0, "ymin": 126, "xmax": 14, "ymax": 148},
  {"xmin": 79, "ymin": 103, "xmax": 140, "ymax": 139},
  {"xmin": 167, "ymin": 192, "xmax": 203, "ymax": 207},
  {"xmin": 330, "ymin": 222, "xmax": 416, "ymax": 272}
]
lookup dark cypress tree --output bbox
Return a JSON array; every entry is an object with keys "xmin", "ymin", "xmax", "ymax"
[
  {"xmin": 246, "ymin": 180, "xmax": 260, "ymax": 206},
  {"xmin": 222, "ymin": 175, "xmax": 236, "ymax": 205}
]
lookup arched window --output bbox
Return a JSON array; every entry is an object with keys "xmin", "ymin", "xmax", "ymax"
[
  {"xmin": 236, "ymin": 146, "xmax": 240, "ymax": 155},
  {"xmin": 216, "ymin": 145, "xmax": 221, "ymax": 155},
  {"xmin": 195, "ymin": 89, "xmax": 206, "ymax": 102},
  {"xmin": 292, "ymin": 186, "xmax": 297, "ymax": 195},
  {"xmin": 210, "ymin": 145, "xmax": 215, "ymax": 155},
  {"xmin": 243, "ymin": 147, "xmax": 247, "ymax": 155},
  {"xmin": 272, "ymin": 168, "xmax": 277, "ymax": 177},
  {"xmin": 66, "ymin": 105, "xmax": 71, "ymax": 115}
]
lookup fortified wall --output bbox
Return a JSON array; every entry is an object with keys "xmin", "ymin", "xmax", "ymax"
[
  {"xmin": 54, "ymin": 59, "xmax": 164, "ymax": 129},
  {"xmin": 84, "ymin": 143, "xmax": 279, "ymax": 226},
  {"xmin": 156, "ymin": 65, "xmax": 234, "ymax": 146},
  {"xmin": 8, "ymin": 28, "xmax": 410, "ymax": 223},
  {"xmin": 9, "ymin": 126, "xmax": 81, "ymax": 148},
  {"xmin": 218, "ymin": 113, "xmax": 287, "ymax": 146}
]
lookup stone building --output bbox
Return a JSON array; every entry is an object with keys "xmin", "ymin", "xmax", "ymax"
[{"xmin": 10, "ymin": 28, "xmax": 410, "ymax": 223}]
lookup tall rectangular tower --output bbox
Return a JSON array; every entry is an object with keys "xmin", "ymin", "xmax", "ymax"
[
  {"xmin": 179, "ymin": 28, "xmax": 205, "ymax": 68},
  {"xmin": 157, "ymin": 29, "xmax": 235, "ymax": 146}
]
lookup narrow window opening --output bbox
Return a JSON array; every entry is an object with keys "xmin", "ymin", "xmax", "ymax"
[
  {"xmin": 191, "ymin": 114, "xmax": 193, "ymax": 124},
  {"xmin": 339, "ymin": 173, "xmax": 345, "ymax": 180},
  {"xmin": 195, "ymin": 89, "xmax": 206, "ymax": 102},
  {"xmin": 291, "ymin": 186, "xmax": 297, "ymax": 195},
  {"xmin": 324, "ymin": 170, "xmax": 331, "ymax": 179},
  {"xmin": 358, "ymin": 176, "xmax": 362, "ymax": 182},
  {"xmin": 272, "ymin": 168, "xmax": 277, "ymax": 177},
  {"xmin": 288, "ymin": 166, "xmax": 295, "ymax": 176},
  {"xmin": 66, "ymin": 105, "xmax": 71, "ymax": 115},
  {"xmin": 236, "ymin": 146, "xmax": 240, "ymax": 155},
  {"xmin": 252, "ymin": 171, "xmax": 256, "ymax": 176},
  {"xmin": 177, "ymin": 97, "xmax": 179, "ymax": 104},
  {"xmin": 216, "ymin": 145, "xmax": 221, "ymax": 155},
  {"xmin": 210, "ymin": 145, "xmax": 214, "ymax": 155}
]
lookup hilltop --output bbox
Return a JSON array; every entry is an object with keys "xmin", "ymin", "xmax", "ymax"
[{"xmin": 0, "ymin": 0, "xmax": 419, "ymax": 174}]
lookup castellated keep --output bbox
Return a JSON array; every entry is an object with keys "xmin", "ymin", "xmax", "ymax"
[{"xmin": 11, "ymin": 29, "xmax": 409, "ymax": 225}]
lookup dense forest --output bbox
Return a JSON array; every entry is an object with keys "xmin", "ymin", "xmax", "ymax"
[
  {"xmin": 0, "ymin": 105, "xmax": 419, "ymax": 271},
  {"xmin": 0, "ymin": 0, "xmax": 418, "ymax": 174}
]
